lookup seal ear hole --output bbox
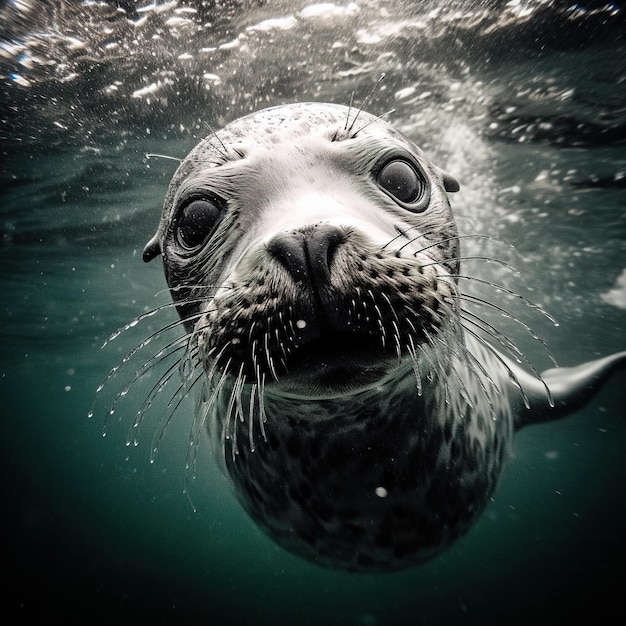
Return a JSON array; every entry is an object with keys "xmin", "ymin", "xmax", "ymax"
[
  {"xmin": 174, "ymin": 197, "xmax": 224, "ymax": 252},
  {"xmin": 375, "ymin": 158, "xmax": 429, "ymax": 210}
]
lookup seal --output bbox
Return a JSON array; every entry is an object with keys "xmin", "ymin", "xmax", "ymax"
[{"xmin": 140, "ymin": 102, "xmax": 626, "ymax": 572}]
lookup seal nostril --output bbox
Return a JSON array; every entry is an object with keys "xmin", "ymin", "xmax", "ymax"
[
  {"xmin": 267, "ymin": 224, "xmax": 345, "ymax": 286},
  {"xmin": 309, "ymin": 223, "xmax": 345, "ymax": 283},
  {"xmin": 266, "ymin": 230, "xmax": 309, "ymax": 283}
]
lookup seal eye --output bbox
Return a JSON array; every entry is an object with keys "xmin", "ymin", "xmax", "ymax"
[
  {"xmin": 175, "ymin": 198, "xmax": 222, "ymax": 251},
  {"xmin": 376, "ymin": 159, "xmax": 428, "ymax": 208}
]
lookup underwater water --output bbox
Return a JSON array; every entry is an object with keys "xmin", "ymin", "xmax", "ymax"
[{"xmin": 1, "ymin": 1, "xmax": 625, "ymax": 624}]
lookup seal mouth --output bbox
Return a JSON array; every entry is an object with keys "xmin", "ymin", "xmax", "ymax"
[{"xmin": 275, "ymin": 331, "xmax": 396, "ymax": 395}]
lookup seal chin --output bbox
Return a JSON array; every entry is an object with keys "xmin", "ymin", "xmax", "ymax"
[{"xmin": 272, "ymin": 334, "xmax": 397, "ymax": 399}]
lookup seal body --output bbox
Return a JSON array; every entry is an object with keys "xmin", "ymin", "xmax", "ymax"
[
  {"xmin": 199, "ymin": 338, "xmax": 513, "ymax": 570},
  {"xmin": 143, "ymin": 102, "xmax": 626, "ymax": 571}
]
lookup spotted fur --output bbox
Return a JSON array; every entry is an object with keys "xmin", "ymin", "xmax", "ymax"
[{"xmin": 197, "ymin": 335, "xmax": 513, "ymax": 571}]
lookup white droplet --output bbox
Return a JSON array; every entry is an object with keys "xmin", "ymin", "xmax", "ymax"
[
  {"xmin": 375, "ymin": 487, "xmax": 388, "ymax": 498},
  {"xmin": 296, "ymin": 319, "xmax": 307, "ymax": 329}
]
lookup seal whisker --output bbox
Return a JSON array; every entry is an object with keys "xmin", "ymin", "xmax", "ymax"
[
  {"xmin": 461, "ymin": 323, "xmax": 535, "ymax": 409},
  {"xmin": 176, "ymin": 336, "xmax": 201, "ymax": 376},
  {"xmin": 456, "ymin": 293, "xmax": 557, "ymax": 367},
  {"xmin": 248, "ymin": 320, "xmax": 259, "ymax": 347},
  {"xmin": 423, "ymin": 302, "xmax": 446, "ymax": 330},
  {"xmin": 185, "ymin": 343, "xmax": 228, "ymax": 463},
  {"xmin": 359, "ymin": 287, "xmax": 372, "ymax": 326},
  {"xmin": 236, "ymin": 374, "xmax": 246, "ymax": 426},
  {"xmin": 352, "ymin": 108, "xmax": 396, "ymax": 137},
  {"xmin": 377, "ymin": 315, "xmax": 387, "ymax": 349},
  {"xmin": 354, "ymin": 286, "xmax": 363, "ymax": 325},
  {"xmin": 145, "ymin": 153, "xmax": 183, "ymax": 163},
  {"xmin": 379, "ymin": 292, "xmax": 401, "ymax": 326},
  {"xmin": 421, "ymin": 256, "xmax": 520, "ymax": 274},
  {"xmin": 96, "ymin": 341, "xmax": 159, "ymax": 420},
  {"xmin": 287, "ymin": 305, "xmax": 297, "ymax": 338},
  {"xmin": 460, "ymin": 308, "xmax": 532, "ymax": 364},
  {"xmin": 447, "ymin": 355, "xmax": 478, "ymax": 415},
  {"xmin": 348, "ymin": 296, "xmax": 358, "ymax": 330},
  {"xmin": 404, "ymin": 313, "xmax": 418, "ymax": 337},
  {"xmin": 276, "ymin": 310, "xmax": 293, "ymax": 362},
  {"xmin": 438, "ymin": 315, "xmax": 500, "ymax": 399},
  {"xmin": 156, "ymin": 283, "xmax": 222, "ymax": 296},
  {"xmin": 123, "ymin": 348, "xmax": 188, "ymax": 445},
  {"xmin": 255, "ymin": 366, "xmax": 268, "ymax": 442},
  {"xmin": 379, "ymin": 290, "xmax": 405, "ymax": 358},
  {"xmin": 264, "ymin": 327, "xmax": 280, "ymax": 382},
  {"xmin": 429, "ymin": 324, "xmax": 473, "ymax": 398},
  {"xmin": 275, "ymin": 325, "xmax": 290, "ymax": 366},
  {"xmin": 228, "ymin": 365, "xmax": 247, "ymax": 460},
  {"xmin": 93, "ymin": 309, "xmax": 210, "ymax": 414},
  {"xmin": 459, "ymin": 309, "xmax": 554, "ymax": 407},
  {"xmin": 224, "ymin": 367, "xmax": 240, "ymax": 449},
  {"xmin": 188, "ymin": 355, "xmax": 232, "ymax": 477},
  {"xmin": 150, "ymin": 361, "xmax": 204, "ymax": 464},
  {"xmin": 409, "ymin": 234, "xmax": 512, "ymax": 257},
  {"xmin": 251, "ymin": 338, "xmax": 260, "ymax": 377},
  {"xmin": 105, "ymin": 311, "xmax": 214, "ymax": 405},
  {"xmin": 100, "ymin": 297, "xmax": 213, "ymax": 350},
  {"xmin": 203, "ymin": 123, "xmax": 230, "ymax": 159},
  {"xmin": 182, "ymin": 479, "xmax": 199, "ymax": 514},
  {"xmin": 406, "ymin": 335, "xmax": 423, "ymax": 397},
  {"xmin": 343, "ymin": 91, "xmax": 354, "ymax": 131},
  {"xmin": 422, "ymin": 328, "xmax": 453, "ymax": 405},
  {"xmin": 381, "ymin": 224, "xmax": 410, "ymax": 251},
  {"xmin": 346, "ymin": 72, "xmax": 386, "ymax": 136},
  {"xmin": 234, "ymin": 375, "xmax": 247, "ymax": 456},
  {"xmin": 382, "ymin": 217, "xmax": 479, "ymax": 251},
  {"xmin": 381, "ymin": 219, "xmax": 459, "ymax": 251},
  {"xmin": 248, "ymin": 382, "xmax": 257, "ymax": 452},
  {"xmin": 442, "ymin": 273, "xmax": 559, "ymax": 327},
  {"xmin": 367, "ymin": 289, "xmax": 387, "ymax": 350},
  {"xmin": 101, "ymin": 338, "xmax": 190, "ymax": 436},
  {"xmin": 392, "ymin": 320, "xmax": 403, "ymax": 360},
  {"xmin": 435, "ymin": 323, "xmax": 498, "ymax": 418},
  {"xmin": 414, "ymin": 334, "xmax": 441, "ymax": 391}
]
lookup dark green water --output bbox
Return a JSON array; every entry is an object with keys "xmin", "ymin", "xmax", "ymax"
[{"xmin": 2, "ymin": 1, "xmax": 626, "ymax": 624}]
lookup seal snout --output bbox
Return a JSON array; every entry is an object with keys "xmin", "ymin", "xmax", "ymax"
[{"xmin": 266, "ymin": 223, "xmax": 345, "ymax": 290}]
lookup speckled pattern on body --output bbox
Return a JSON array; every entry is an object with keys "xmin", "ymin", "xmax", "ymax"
[{"xmin": 202, "ymin": 338, "xmax": 513, "ymax": 571}]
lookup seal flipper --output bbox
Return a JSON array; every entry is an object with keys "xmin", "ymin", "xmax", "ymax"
[{"xmin": 513, "ymin": 351, "xmax": 626, "ymax": 429}]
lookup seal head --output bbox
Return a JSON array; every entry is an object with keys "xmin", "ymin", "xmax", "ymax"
[{"xmin": 148, "ymin": 104, "xmax": 460, "ymax": 395}]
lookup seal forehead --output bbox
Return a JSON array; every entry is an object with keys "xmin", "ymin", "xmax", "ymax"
[
  {"xmin": 222, "ymin": 102, "xmax": 374, "ymax": 143},
  {"xmin": 182, "ymin": 103, "xmax": 383, "ymax": 172},
  {"xmin": 165, "ymin": 102, "xmax": 433, "ymax": 216}
]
